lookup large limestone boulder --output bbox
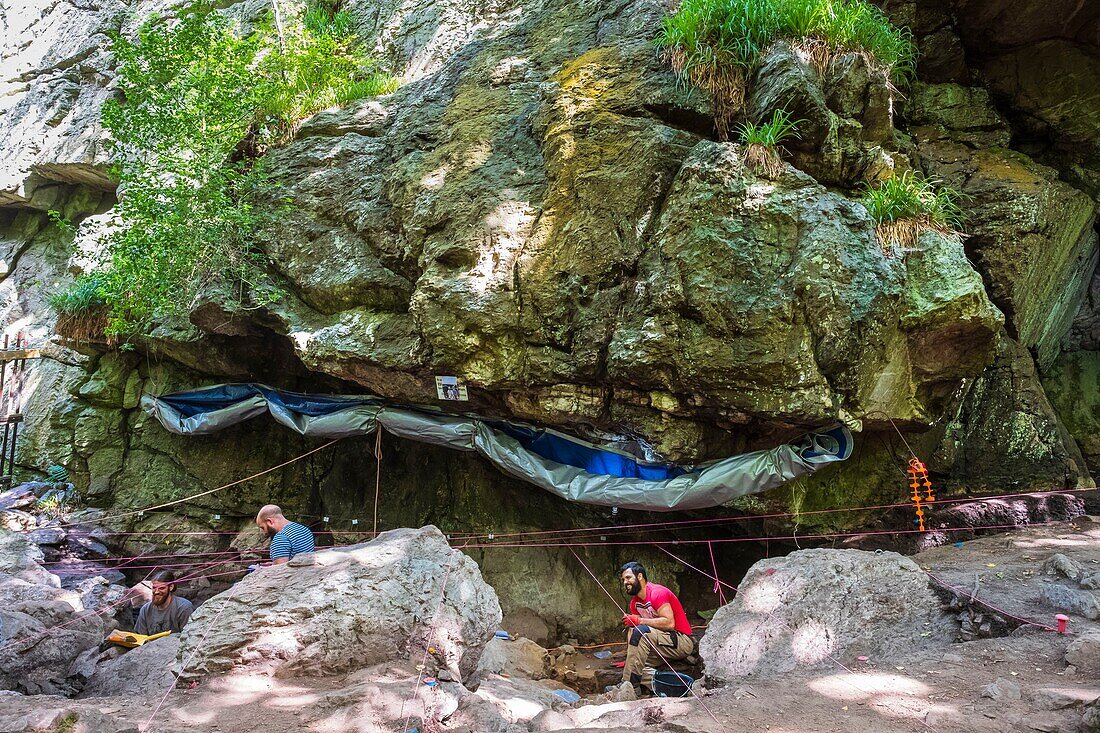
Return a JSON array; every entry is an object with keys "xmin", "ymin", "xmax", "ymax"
[
  {"xmin": 80, "ymin": 634, "xmax": 181, "ymax": 698},
  {"xmin": 6, "ymin": 0, "xmax": 989, "ymax": 462},
  {"xmin": 608, "ymin": 141, "xmax": 1000, "ymax": 428},
  {"xmin": 698, "ymin": 549, "xmax": 953, "ymax": 683},
  {"xmin": 176, "ymin": 526, "xmax": 501, "ymax": 683}
]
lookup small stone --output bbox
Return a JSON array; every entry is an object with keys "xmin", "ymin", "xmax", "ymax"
[
  {"xmin": 614, "ymin": 681, "xmax": 637, "ymax": 702},
  {"xmin": 1066, "ymin": 633, "xmax": 1100, "ymax": 675},
  {"xmin": 1040, "ymin": 585, "xmax": 1100, "ymax": 620},
  {"xmin": 529, "ymin": 709, "xmax": 575, "ymax": 731},
  {"xmin": 981, "ymin": 678, "xmax": 1021, "ymax": 701},
  {"xmin": 1045, "ymin": 554, "xmax": 1084, "ymax": 581}
]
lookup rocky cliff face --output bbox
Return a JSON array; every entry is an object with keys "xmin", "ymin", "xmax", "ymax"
[{"xmin": 0, "ymin": 0, "xmax": 1097, "ymax": 637}]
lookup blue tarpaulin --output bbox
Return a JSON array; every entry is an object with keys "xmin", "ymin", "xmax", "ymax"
[{"xmin": 142, "ymin": 384, "xmax": 853, "ymax": 511}]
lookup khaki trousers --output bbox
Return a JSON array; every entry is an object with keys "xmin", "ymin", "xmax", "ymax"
[{"xmin": 622, "ymin": 626, "xmax": 695, "ymax": 686}]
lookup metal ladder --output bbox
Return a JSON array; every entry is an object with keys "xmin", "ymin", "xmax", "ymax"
[{"xmin": 0, "ymin": 333, "xmax": 42, "ymax": 488}]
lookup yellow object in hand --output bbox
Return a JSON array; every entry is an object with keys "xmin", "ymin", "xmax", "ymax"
[{"xmin": 107, "ymin": 629, "xmax": 172, "ymax": 648}]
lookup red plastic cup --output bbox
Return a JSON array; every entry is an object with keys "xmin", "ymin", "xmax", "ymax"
[{"xmin": 1056, "ymin": 614, "xmax": 1069, "ymax": 634}]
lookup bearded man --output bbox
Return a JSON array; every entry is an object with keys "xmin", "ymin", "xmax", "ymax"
[
  {"xmin": 255, "ymin": 504, "xmax": 315, "ymax": 564},
  {"xmin": 134, "ymin": 570, "xmax": 194, "ymax": 635},
  {"xmin": 618, "ymin": 561, "xmax": 695, "ymax": 698}
]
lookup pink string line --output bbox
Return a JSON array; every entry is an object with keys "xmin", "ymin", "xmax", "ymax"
[
  {"xmin": 400, "ymin": 549, "xmax": 463, "ymax": 733},
  {"xmin": 45, "ymin": 559, "xmax": 253, "ymax": 574},
  {"xmin": 569, "ymin": 548, "xmax": 724, "ymax": 726},
  {"xmin": 707, "ymin": 541, "xmax": 726, "ymax": 606},
  {"xmin": 923, "ymin": 570, "xmax": 1058, "ymax": 632},
  {"xmin": 456, "ymin": 519, "xmax": 1068, "ymax": 548},
  {"xmin": 22, "ymin": 485, "xmax": 1088, "ymax": 544},
  {"xmin": 445, "ymin": 486, "xmax": 1096, "ymax": 541},
  {"xmin": 41, "ymin": 549, "xmax": 253, "ymax": 564},
  {"xmin": 657, "ymin": 546, "xmax": 942, "ymax": 733},
  {"xmin": 93, "ymin": 530, "xmax": 379, "ymax": 536}
]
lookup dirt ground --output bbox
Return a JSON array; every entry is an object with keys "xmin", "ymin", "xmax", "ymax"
[{"xmin": 4, "ymin": 520, "xmax": 1099, "ymax": 733}]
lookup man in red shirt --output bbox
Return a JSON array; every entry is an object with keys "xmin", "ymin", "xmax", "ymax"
[{"xmin": 619, "ymin": 561, "xmax": 695, "ymax": 697}]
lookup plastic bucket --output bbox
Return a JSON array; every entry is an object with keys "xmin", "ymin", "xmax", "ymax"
[{"xmin": 652, "ymin": 671, "xmax": 694, "ymax": 697}]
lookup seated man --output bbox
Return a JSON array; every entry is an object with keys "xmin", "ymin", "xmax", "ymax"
[
  {"xmin": 255, "ymin": 504, "xmax": 315, "ymax": 564},
  {"xmin": 134, "ymin": 570, "xmax": 194, "ymax": 636},
  {"xmin": 619, "ymin": 561, "xmax": 695, "ymax": 698}
]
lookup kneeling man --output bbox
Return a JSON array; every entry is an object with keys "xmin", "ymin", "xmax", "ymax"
[
  {"xmin": 620, "ymin": 561, "xmax": 695, "ymax": 696},
  {"xmin": 135, "ymin": 570, "xmax": 194, "ymax": 636}
]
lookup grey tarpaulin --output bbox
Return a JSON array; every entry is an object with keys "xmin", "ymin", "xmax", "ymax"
[{"xmin": 141, "ymin": 384, "xmax": 854, "ymax": 511}]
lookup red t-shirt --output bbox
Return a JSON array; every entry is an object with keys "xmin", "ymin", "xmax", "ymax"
[{"xmin": 629, "ymin": 582, "xmax": 693, "ymax": 635}]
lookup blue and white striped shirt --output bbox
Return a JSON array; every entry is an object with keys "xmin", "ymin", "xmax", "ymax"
[{"xmin": 270, "ymin": 521, "xmax": 315, "ymax": 561}]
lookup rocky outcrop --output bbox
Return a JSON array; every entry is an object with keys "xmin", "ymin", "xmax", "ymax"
[
  {"xmin": 0, "ymin": 0, "xmax": 120, "ymax": 207},
  {"xmin": 0, "ymin": 0, "xmax": 1094, "ymax": 648},
  {"xmin": 0, "ymin": 532, "xmax": 106, "ymax": 696},
  {"xmin": 934, "ymin": 333, "xmax": 1091, "ymax": 491},
  {"xmin": 913, "ymin": 131, "xmax": 1097, "ymax": 371},
  {"xmin": 1043, "ymin": 351, "xmax": 1100, "ymax": 479},
  {"xmin": 239, "ymin": 16, "xmax": 1002, "ymax": 452},
  {"xmin": 79, "ymin": 634, "xmax": 180, "ymax": 698},
  {"xmin": 748, "ymin": 42, "xmax": 896, "ymax": 187},
  {"xmin": 176, "ymin": 526, "xmax": 501, "ymax": 682},
  {"xmin": 698, "ymin": 548, "xmax": 954, "ymax": 683},
  {"xmin": 4, "ymin": 0, "xmax": 1010, "ymax": 458}
]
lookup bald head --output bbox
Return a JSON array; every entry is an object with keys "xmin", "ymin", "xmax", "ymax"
[
  {"xmin": 255, "ymin": 505, "xmax": 288, "ymax": 537},
  {"xmin": 256, "ymin": 504, "xmax": 283, "ymax": 521}
]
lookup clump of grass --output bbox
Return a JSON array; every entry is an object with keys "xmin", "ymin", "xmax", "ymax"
[
  {"xmin": 861, "ymin": 171, "xmax": 965, "ymax": 252},
  {"xmin": 303, "ymin": 4, "xmax": 353, "ymax": 38},
  {"xmin": 47, "ymin": 276, "xmax": 115, "ymax": 343},
  {"xmin": 55, "ymin": 712, "xmax": 78, "ymax": 733},
  {"xmin": 737, "ymin": 108, "xmax": 802, "ymax": 177},
  {"xmin": 655, "ymin": 0, "xmax": 916, "ymax": 140}
]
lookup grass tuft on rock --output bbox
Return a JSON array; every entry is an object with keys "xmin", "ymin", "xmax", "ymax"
[
  {"xmin": 655, "ymin": 0, "xmax": 915, "ymax": 139},
  {"xmin": 861, "ymin": 171, "xmax": 965, "ymax": 252},
  {"xmin": 737, "ymin": 108, "xmax": 802, "ymax": 177},
  {"xmin": 48, "ymin": 276, "xmax": 116, "ymax": 344}
]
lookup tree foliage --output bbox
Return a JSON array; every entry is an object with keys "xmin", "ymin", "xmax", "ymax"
[{"xmin": 76, "ymin": 2, "xmax": 396, "ymax": 336}]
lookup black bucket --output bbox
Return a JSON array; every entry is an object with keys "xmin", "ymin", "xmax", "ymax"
[{"xmin": 651, "ymin": 671, "xmax": 694, "ymax": 697}]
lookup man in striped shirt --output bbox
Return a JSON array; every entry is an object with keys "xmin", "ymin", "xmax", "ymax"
[{"xmin": 255, "ymin": 504, "xmax": 315, "ymax": 564}]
